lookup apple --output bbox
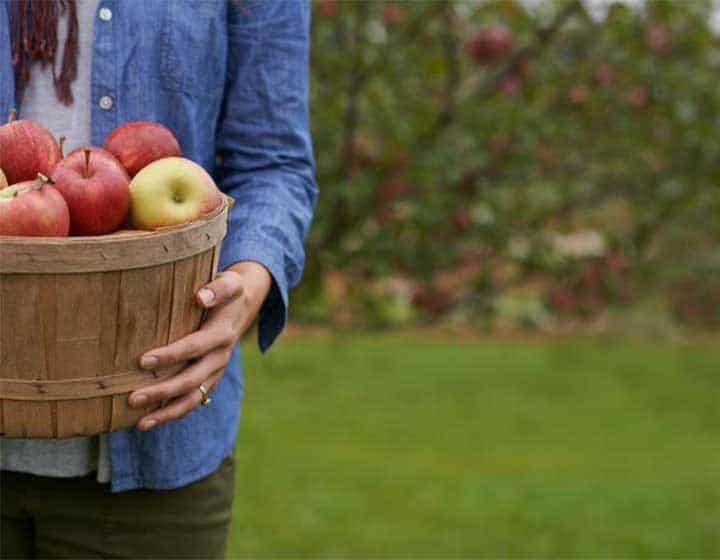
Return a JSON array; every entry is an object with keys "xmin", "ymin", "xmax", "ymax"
[
  {"xmin": 645, "ymin": 23, "xmax": 672, "ymax": 54},
  {"xmin": 51, "ymin": 147, "xmax": 131, "ymax": 236},
  {"xmin": 568, "ymin": 84, "xmax": 589, "ymax": 105},
  {"xmin": 103, "ymin": 121, "xmax": 182, "ymax": 177},
  {"xmin": 626, "ymin": 85, "xmax": 649, "ymax": 108},
  {"xmin": 0, "ymin": 168, "xmax": 7, "ymax": 189},
  {"xmin": 467, "ymin": 25, "xmax": 515, "ymax": 66},
  {"xmin": 317, "ymin": 0, "xmax": 339, "ymax": 20},
  {"xmin": 0, "ymin": 174, "xmax": 70, "ymax": 237},
  {"xmin": 382, "ymin": 3, "xmax": 405, "ymax": 26},
  {"xmin": 129, "ymin": 157, "xmax": 223, "ymax": 229},
  {"xmin": 499, "ymin": 75, "xmax": 523, "ymax": 98},
  {"xmin": 594, "ymin": 63, "xmax": 614, "ymax": 87},
  {"xmin": 0, "ymin": 109, "xmax": 62, "ymax": 184}
]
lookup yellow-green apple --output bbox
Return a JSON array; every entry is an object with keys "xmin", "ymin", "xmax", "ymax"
[
  {"xmin": 0, "ymin": 168, "xmax": 7, "ymax": 189},
  {"xmin": 0, "ymin": 174, "xmax": 70, "ymax": 237},
  {"xmin": 104, "ymin": 122, "xmax": 182, "ymax": 177},
  {"xmin": 0, "ymin": 109, "xmax": 62, "ymax": 184},
  {"xmin": 51, "ymin": 147, "xmax": 131, "ymax": 236},
  {"xmin": 129, "ymin": 157, "xmax": 223, "ymax": 229}
]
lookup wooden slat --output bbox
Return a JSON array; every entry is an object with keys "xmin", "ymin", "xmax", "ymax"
[
  {"xmin": 37, "ymin": 275, "xmax": 59, "ymax": 437},
  {"xmin": 155, "ymin": 262, "xmax": 176, "ymax": 346},
  {"xmin": 0, "ymin": 200, "xmax": 228, "ymax": 273},
  {"xmin": 113, "ymin": 267, "xmax": 162, "ymax": 373},
  {"xmin": 0, "ymin": 276, "xmax": 53, "ymax": 436},
  {"xmin": 100, "ymin": 271, "xmax": 122, "ymax": 432},
  {"xmin": 168, "ymin": 256, "xmax": 205, "ymax": 344},
  {"xmin": 53, "ymin": 274, "xmax": 105, "ymax": 436}
]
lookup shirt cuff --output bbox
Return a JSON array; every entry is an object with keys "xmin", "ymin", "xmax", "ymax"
[{"xmin": 218, "ymin": 235, "xmax": 288, "ymax": 353}]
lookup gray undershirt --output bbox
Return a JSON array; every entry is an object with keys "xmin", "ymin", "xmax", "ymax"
[{"xmin": 0, "ymin": 0, "xmax": 111, "ymax": 484}]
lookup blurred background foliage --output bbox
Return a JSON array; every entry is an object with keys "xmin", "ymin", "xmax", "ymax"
[
  {"xmin": 298, "ymin": 0, "xmax": 720, "ymax": 333},
  {"xmin": 229, "ymin": 3, "xmax": 720, "ymax": 556}
]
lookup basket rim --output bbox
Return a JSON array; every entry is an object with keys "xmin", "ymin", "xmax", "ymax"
[{"xmin": 1, "ymin": 197, "xmax": 231, "ymax": 274}]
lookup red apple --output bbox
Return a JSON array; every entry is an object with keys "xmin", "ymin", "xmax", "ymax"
[
  {"xmin": 499, "ymin": 75, "xmax": 523, "ymax": 97},
  {"xmin": 0, "ymin": 109, "xmax": 62, "ymax": 185},
  {"xmin": 382, "ymin": 3, "xmax": 405, "ymax": 26},
  {"xmin": 0, "ymin": 174, "xmax": 70, "ymax": 237},
  {"xmin": 0, "ymin": 168, "xmax": 7, "ymax": 189},
  {"xmin": 51, "ymin": 147, "xmax": 131, "ymax": 236},
  {"xmin": 377, "ymin": 177, "xmax": 412, "ymax": 203},
  {"xmin": 594, "ymin": 63, "xmax": 614, "ymax": 87},
  {"xmin": 129, "ymin": 157, "xmax": 223, "ymax": 229},
  {"xmin": 645, "ymin": 23, "xmax": 672, "ymax": 54},
  {"xmin": 103, "ymin": 122, "xmax": 182, "ymax": 177},
  {"xmin": 568, "ymin": 84, "xmax": 589, "ymax": 105},
  {"xmin": 467, "ymin": 25, "xmax": 515, "ymax": 66},
  {"xmin": 626, "ymin": 85, "xmax": 649, "ymax": 108},
  {"xmin": 317, "ymin": 0, "xmax": 339, "ymax": 20}
]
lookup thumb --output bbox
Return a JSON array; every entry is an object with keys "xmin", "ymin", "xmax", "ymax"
[{"xmin": 196, "ymin": 271, "xmax": 244, "ymax": 308}]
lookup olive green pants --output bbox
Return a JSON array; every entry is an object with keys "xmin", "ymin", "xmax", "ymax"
[{"xmin": 0, "ymin": 456, "xmax": 235, "ymax": 559}]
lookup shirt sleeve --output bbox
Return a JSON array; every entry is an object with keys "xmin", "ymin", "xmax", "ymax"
[
  {"xmin": 0, "ymin": 6, "xmax": 16, "ymax": 116},
  {"xmin": 214, "ymin": 0, "xmax": 318, "ymax": 352}
]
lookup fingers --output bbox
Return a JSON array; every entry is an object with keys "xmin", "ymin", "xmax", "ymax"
[
  {"xmin": 130, "ymin": 348, "xmax": 230, "ymax": 408},
  {"xmin": 136, "ymin": 369, "xmax": 224, "ymax": 431},
  {"xmin": 139, "ymin": 320, "xmax": 235, "ymax": 370},
  {"xmin": 196, "ymin": 270, "xmax": 244, "ymax": 309}
]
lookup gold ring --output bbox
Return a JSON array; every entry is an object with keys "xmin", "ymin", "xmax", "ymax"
[{"xmin": 199, "ymin": 384, "xmax": 212, "ymax": 407}]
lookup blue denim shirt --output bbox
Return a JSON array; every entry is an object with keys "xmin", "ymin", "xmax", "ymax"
[{"xmin": 0, "ymin": 0, "xmax": 317, "ymax": 492}]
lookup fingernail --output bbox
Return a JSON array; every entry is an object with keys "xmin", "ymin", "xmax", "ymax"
[
  {"xmin": 198, "ymin": 288, "xmax": 215, "ymax": 306},
  {"xmin": 142, "ymin": 419, "xmax": 157, "ymax": 431},
  {"xmin": 140, "ymin": 355, "xmax": 158, "ymax": 370},
  {"xmin": 130, "ymin": 394, "xmax": 148, "ymax": 408}
]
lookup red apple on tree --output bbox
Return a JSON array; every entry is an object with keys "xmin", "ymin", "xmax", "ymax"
[
  {"xmin": 645, "ymin": 23, "xmax": 672, "ymax": 54},
  {"xmin": 0, "ymin": 174, "xmax": 70, "ymax": 237},
  {"xmin": 467, "ymin": 25, "xmax": 515, "ymax": 66},
  {"xmin": 383, "ymin": 3, "xmax": 405, "ymax": 26},
  {"xmin": 0, "ymin": 109, "xmax": 62, "ymax": 184},
  {"xmin": 103, "ymin": 121, "xmax": 182, "ymax": 177},
  {"xmin": 626, "ymin": 85, "xmax": 649, "ymax": 108},
  {"xmin": 317, "ymin": 0, "xmax": 339, "ymax": 20},
  {"xmin": 499, "ymin": 75, "xmax": 523, "ymax": 97},
  {"xmin": 129, "ymin": 157, "xmax": 224, "ymax": 230},
  {"xmin": 51, "ymin": 147, "xmax": 131, "ymax": 236},
  {"xmin": 568, "ymin": 84, "xmax": 589, "ymax": 105},
  {"xmin": 594, "ymin": 64, "xmax": 614, "ymax": 87}
]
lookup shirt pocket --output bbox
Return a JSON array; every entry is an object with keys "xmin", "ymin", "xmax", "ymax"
[{"xmin": 160, "ymin": 0, "xmax": 226, "ymax": 99}]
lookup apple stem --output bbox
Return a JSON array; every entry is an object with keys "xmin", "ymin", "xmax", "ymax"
[
  {"xmin": 84, "ymin": 148, "xmax": 91, "ymax": 178},
  {"xmin": 59, "ymin": 136, "xmax": 67, "ymax": 159},
  {"xmin": 34, "ymin": 173, "xmax": 54, "ymax": 191},
  {"xmin": 8, "ymin": 108, "xmax": 17, "ymax": 124}
]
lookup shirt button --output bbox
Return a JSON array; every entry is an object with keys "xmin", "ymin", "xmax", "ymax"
[
  {"xmin": 99, "ymin": 7, "xmax": 112, "ymax": 21},
  {"xmin": 99, "ymin": 95, "xmax": 114, "ymax": 110}
]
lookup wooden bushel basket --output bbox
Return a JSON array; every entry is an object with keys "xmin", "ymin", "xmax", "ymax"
[{"xmin": 0, "ymin": 199, "xmax": 230, "ymax": 438}]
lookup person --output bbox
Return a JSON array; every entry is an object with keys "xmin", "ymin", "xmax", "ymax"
[{"xmin": 0, "ymin": 0, "xmax": 317, "ymax": 558}]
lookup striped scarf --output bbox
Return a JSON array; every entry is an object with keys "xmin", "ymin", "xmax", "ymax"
[{"xmin": 7, "ymin": 0, "xmax": 79, "ymax": 105}]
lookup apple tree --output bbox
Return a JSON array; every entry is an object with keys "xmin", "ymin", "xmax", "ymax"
[{"xmin": 301, "ymin": 0, "xmax": 720, "ymax": 328}]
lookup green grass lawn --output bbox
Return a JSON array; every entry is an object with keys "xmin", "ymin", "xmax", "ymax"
[{"xmin": 227, "ymin": 332, "xmax": 720, "ymax": 558}]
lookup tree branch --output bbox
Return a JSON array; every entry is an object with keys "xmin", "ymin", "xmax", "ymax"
[
  {"xmin": 339, "ymin": 1, "xmax": 371, "ymax": 178},
  {"xmin": 476, "ymin": 0, "xmax": 583, "ymax": 98},
  {"xmin": 436, "ymin": 1, "xmax": 460, "ymax": 130}
]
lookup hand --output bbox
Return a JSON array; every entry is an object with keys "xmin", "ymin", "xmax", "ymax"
[{"xmin": 128, "ymin": 261, "xmax": 272, "ymax": 431}]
